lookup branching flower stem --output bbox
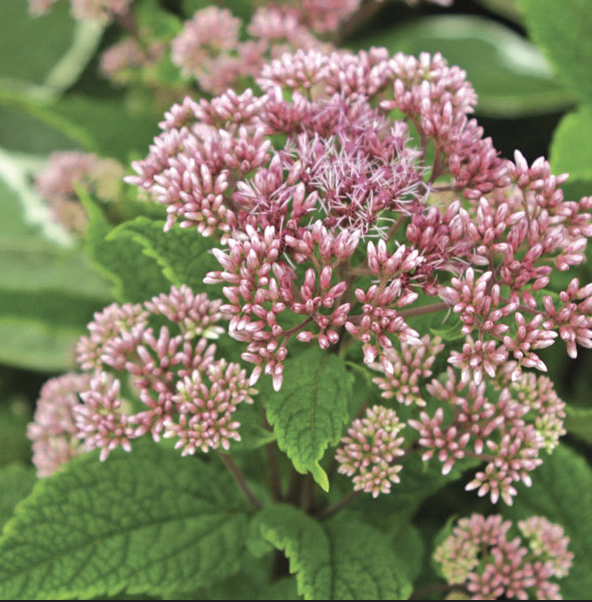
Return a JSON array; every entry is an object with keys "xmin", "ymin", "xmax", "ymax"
[
  {"xmin": 316, "ymin": 489, "xmax": 361, "ymax": 520},
  {"xmin": 219, "ymin": 453, "xmax": 262, "ymax": 509}
]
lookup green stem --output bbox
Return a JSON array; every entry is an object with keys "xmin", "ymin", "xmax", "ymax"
[
  {"xmin": 219, "ymin": 453, "xmax": 262, "ymax": 510},
  {"xmin": 317, "ymin": 489, "xmax": 361, "ymax": 520}
]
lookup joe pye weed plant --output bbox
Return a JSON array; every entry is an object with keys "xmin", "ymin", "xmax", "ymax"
[{"xmin": 1, "ymin": 0, "xmax": 592, "ymax": 600}]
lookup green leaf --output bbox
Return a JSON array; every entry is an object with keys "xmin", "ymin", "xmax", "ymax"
[
  {"xmin": 82, "ymin": 195, "xmax": 170, "ymax": 303},
  {"xmin": 231, "ymin": 404, "xmax": 277, "ymax": 452},
  {"xmin": 257, "ymin": 504, "xmax": 412, "ymax": 600},
  {"xmin": 258, "ymin": 577, "xmax": 301, "ymax": 600},
  {"xmin": 0, "ymin": 0, "xmax": 102, "ymax": 97},
  {"xmin": 136, "ymin": 0, "xmax": 183, "ymax": 39},
  {"xmin": 0, "ymin": 91, "xmax": 160, "ymax": 162},
  {"xmin": 0, "ymin": 318, "xmax": 81, "ymax": 371},
  {"xmin": 109, "ymin": 217, "xmax": 219, "ymax": 294},
  {"xmin": 0, "ymin": 441, "xmax": 251, "ymax": 599},
  {"xmin": 519, "ymin": 0, "xmax": 592, "ymax": 104},
  {"xmin": 0, "ymin": 402, "xmax": 32, "ymax": 467},
  {"xmin": 565, "ymin": 405, "xmax": 592, "ymax": 445},
  {"xmin": 0, "ymin": 158, "xmax": 112, "ymax": 370},
  {"xmin": 0, "ymin": 464, "xmax": 35, "ymax": 532},
  {"xmin": 474, "ymin": 0, "xmax": 524, "ymax": 23},
  {"xmin": 550, "ymin": 105, "xmax": 592, "ymax": 181},
  {"xmin": 260, "ymin": 348, "xmax": 354, "ymax": 491},
  {"xmin": 505, "ymin": 445, "xmax": 592, "ymax": 600},
  {"xmin": 352, "ymin": 15, "xmax": 575, "ymax": 117}
]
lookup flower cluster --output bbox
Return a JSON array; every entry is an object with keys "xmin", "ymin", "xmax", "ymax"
[
  {"xmin": 27, "ymin": 285, "xmax": 256, "ymax": 474},
  {"xmin": 35, "ymin": 151, "xmax": 125, "ymax": 233},
  {"xmin": 335, "ymin": 405, "xmax": 406, "ymax": 497},
  {"xmin": 410, "ymin": 365, "xmax": 566, "ymax": 504},
  {"xmin": 27, "ymin": 373, "xmax": 91, "ymax": 477},
  {"xmin": 29, "ymin": 0, "xmax": 132, "ymax": 23},
  {"xmin": 433, "ymin": 514, "xmax": 573, "ymax": 599},
  {"xmin": 170, "ymin": 5, "xmax": 335, "ymax": 95},
  {"xmin": 336, "ymin": 335, "xmax": 565, "ymax": 504},
  {"xmin": 128, "ymin": 48, "xmax": 591, "ymax": 396}
]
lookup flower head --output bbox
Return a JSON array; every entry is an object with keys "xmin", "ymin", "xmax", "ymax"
[
  {"xmin": 434, "ymin": 514, "xmax": 572, "ymax": 600},
  {"xmin": 335, "ymin": 405, "xmax": 405, "ymax": 497}
]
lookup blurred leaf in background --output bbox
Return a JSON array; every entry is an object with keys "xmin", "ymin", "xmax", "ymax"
[{"xmin": 351, "ymin": 14, "xmax": 576, "ymax": 118}]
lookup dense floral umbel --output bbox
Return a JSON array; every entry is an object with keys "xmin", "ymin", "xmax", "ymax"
[
  {"xmin": 27, "ymin": 373, "xmax": 91, "ymax": 477},
  {"xmin": 28, "ymin": 286, "xmax": 255, "ymax": 470},
  {"xmin": 335, "ymin": 405, "xmax": 405, "ymax": 497},
  {"xmin": 170, "ymin": 5, "xmax": 331, "ymax": 95},
  {"xmin": 35, "ymin": 151, "xmax": 124, "ymax": 233},
  {"xmin": 128, "ymin": 48, "xmax": 592, "ymax": 396},
  {"xmin": 434, "ymin": 514, "xmax": 573, "ymax": 600},
  {"xmin": 335, "ymin": 335, "xmax": 565, "ymax": 503}
]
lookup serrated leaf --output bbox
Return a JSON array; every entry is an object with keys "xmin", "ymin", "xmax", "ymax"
[
  {"xmin": 352, "ymin": 15, "xmax": 575, "ymax": 117},
  {"xmin": 257, "ymin": 504, "xmax": 412, "ymax": 600},
  {"xmin": 550, "ymin": 105, "xmax": 592, "ymax": 181},
  {"xmin": 505, "ymin": 445, "xmax": 592, "ymax": 600},
  {"xmin": 260, "ymin": 348, "xmax": 353, "ymax": 491},
  {"xmin": 0, "ymin": 464, "xmax": 35, "ymax": 531},
  {"xmin": 82, "ymin": 195, "xmax": 170, "ymax": 303},
  {"xmin": 0, "ymin": 441, "xmax": 251, "ymax": 600},
  {"xmin": 519, "ymin": 0, "xmax": 592, "ymax": 104},
  {"xmin": 109, "ymin": 217, "xmax": 219, "ymax": 294}
]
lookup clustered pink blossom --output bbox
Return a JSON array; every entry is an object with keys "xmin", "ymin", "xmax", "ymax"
[
  {"xmin": 434, "ymin": 514, "xmax": 573, "ymax": 600},
  {"xmin": 28, "ymin": 285, "xmax": 256, "ymax": 473},
  {"xmin": 128, "ymin": 48, "xmax": 592, "ymax": 396},
  {"xmin": 335, "ymin": 405, "xmax": 405, "ymax": 497},
  {"xmin": 410, "ymin": 365, "xmax": 566, "ymax": 504},
  {"xmin": 335, "ymin": 334, "xmax": 565, "ymax": 503},
  {"xmin": 99, "ymin": 38, "xmax": 166, "ymax": 86},
  {"xmin": 35, "ymin": 151, "xmax": 124, "ymax": 233},
  {"xmin": 29, "ymin": 0, "xmax": 132, "ymax": 23},
  {"xmin": 371, "ymin": 334, "xmax": 444, "ymax": 406},
  {"xmin": 27, "ymin": 373, "xmax": 91, "ymax": 477},
  {"xmin": 170, "ymin": 5, "xmax": 333, "ymax": 95}
]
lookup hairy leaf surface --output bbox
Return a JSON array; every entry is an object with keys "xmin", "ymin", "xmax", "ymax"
[
  {"xmin": 257, "ymin": 504, "xmax": 412, "ymax": 600},
  {"xmin": 109, "ymin": 217, "xmax": 219, "ymax": 294},
  {"xmin": 260, "ymin": 348, "xmax": 353, "ymax": 491},
  {"xmin": 0, "ymin": 442, "xmax": 250, "ymax": 599}
]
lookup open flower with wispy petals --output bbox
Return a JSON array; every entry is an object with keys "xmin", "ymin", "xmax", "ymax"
[{"xmin": 129, "ymin": 47, "xmax": 591, "ymax": 396}]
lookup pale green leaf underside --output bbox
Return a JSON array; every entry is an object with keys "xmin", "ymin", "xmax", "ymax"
[
  {"xmin": 257, "ymin": 504, "xmax": 412, "ymax": 600},
  {"xmin": 261, "ymin": 348, "xmax": 353, "ymax": 491},
  {"xmin": 0, "ymin": 442, "xmax": 250, "ymax": 600}
]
